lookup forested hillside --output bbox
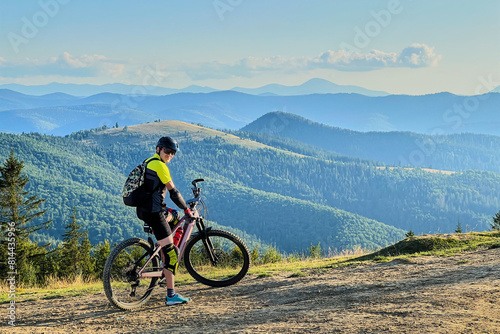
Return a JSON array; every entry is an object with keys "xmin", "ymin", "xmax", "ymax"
[
  {"xmin": 242, "ymin": 111, "xmax": 500, "ymax": 173},
  {"xmin": 1, "ymin": 120, "xmax": 499, "ymax": 253}
]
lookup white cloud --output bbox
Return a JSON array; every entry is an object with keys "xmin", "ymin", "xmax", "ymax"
[
  {"xmin": 238, "ymin": 56, "xmax": 308, "ymax": 70},
  {"xmin": 397, "ymin": 43, "xmax": 442, "ymax": 67},
  {"xmin": 311, "ymin": 49, "xmax": 400, "ymax": 71},
  {"xmin": 0, "ymin": 45, "xmax": 442, "ymax": 83},
  {"xmin": 180, "ymin": 43, "xmax": 442, "ymax": 80},
  {"xmin": 239, "ymin": 43, "xmax": 441, "ymax": 72},
  {"xmin": 0, "ymin": 52, "xmax": 125, "ymax": 78}
]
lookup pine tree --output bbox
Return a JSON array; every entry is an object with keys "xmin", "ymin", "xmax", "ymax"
[
  {"xmin": 0, "ymin": 150, "xmax": 51, "ymax": 284},
  {"xmin": 60, "ymin": 207, "xmax": 94, "ymax": 280},
  {"xmin": 91, "ymin": 240, "xmax": 111, "ymax": 279},
  {"xmin": 60, "ymin": 207, "xmax": 80, "ymax": 277},
  {"xmin": 250, "ymin": 245, "xmax": 259, "ymax": 263},
  {"xmin": 455, "ymin": 219, "xmax": 463, "ymax": 233},
  {"xmin": 492, "ymin": 211, "xmax": 500, "ymax": 231},
  {"xmin": 405, "ymin": 230, "xmax": 415, "ymax": 238},
  {"xmin": 79, "ymin": 230, "xmax": 93, "ymax": 279}
]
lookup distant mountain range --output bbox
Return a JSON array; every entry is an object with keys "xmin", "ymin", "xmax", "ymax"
[
  {"xmin": 0, "ymin": 88, "xmax": 499, "ymax": 136},
  {"xmin": 242, "ymin": 111, "xmax": 500, "ymax": 173},
  {"xmin": 0, "ymin": 82, "xmax": 218, "ymax": 97},
  {"xmin": 231, "ymin": 78, "xmax": 389, "ymax": 96},
  {"xmin": 0, "ymin": 78, "xmax": 389, "ymax": 97}
]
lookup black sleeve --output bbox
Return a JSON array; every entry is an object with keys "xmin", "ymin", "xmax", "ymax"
[{"xmin": 169, "ymin": 187, "xmax": 188, "ymax": 210}]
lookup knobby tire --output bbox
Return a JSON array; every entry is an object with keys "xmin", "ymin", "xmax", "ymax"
[
  {"xmin": 103, "ymin": 237, "xmax": 160, "ymax": 310},
  {"xmin": 184, "ymin": 229, "xmax": 250, "ymax": 287}
]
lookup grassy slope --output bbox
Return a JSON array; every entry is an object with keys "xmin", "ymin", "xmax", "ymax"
[{"xmin": 97, "ymin": 120, "xmax": 307, "ymax": 156}]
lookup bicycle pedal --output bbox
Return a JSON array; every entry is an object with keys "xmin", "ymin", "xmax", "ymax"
[{"xmin": 158, "ymin": 278, "xmax": 167, "ymax": 287}]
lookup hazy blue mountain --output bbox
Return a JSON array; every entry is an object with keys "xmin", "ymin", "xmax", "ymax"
[
  {"xmin": 0, "ymin": 78, "xmax": 387, "ymax": 97},
  {"xmin": 0, "ymin": 89, "xmax": 79, "ymax": 111},
  {"xmin": 0, "ymin": 104, "xmax": 158, "ymax": 135},
  {"xmin": 232, "ymin": 78, "xmax": 389, "ymax": 96},
  {"xmin": 0, "ymin": 83, "xmax": 218, "ymax": 97},
  {"xmin": 1, "ymin": 89, "xmax": 499, "ymax": 136},
  {"xmin": 241, "ymin": 111, "xmax": 500, "ymax": 173}
]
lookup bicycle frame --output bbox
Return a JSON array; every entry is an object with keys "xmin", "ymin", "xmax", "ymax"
[{"xmin": 137, "ymin": 199, "xmax": 202, "ymax": 279}]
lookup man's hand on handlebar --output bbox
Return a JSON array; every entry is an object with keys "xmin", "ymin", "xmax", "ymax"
[{"xmin": 184, "ymin": 208, "xmax": 194, "ymax": 219}]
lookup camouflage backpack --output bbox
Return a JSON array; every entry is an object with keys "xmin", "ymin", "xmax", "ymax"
[{"xmin": 122, "ymin": 157, "xmax": 159, "ymax": 207}]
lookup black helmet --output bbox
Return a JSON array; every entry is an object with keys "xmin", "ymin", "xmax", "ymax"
[{"xmin": 156, "ymin": 136, "xmax": 179, "ymax": 152}]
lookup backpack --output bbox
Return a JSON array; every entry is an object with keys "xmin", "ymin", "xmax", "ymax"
[{"xmin": 122, "ymin": 157, "xmax": 159, "ymax": 207}]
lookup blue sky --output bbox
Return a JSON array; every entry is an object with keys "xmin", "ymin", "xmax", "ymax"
[{"xmin": 0, "ymin": 0, "xmax": 499, "ymax": 95}]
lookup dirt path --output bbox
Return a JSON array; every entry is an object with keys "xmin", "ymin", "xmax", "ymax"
[{"xmin": 4, "ymin": 248, "xmax": 500, "ymax": 334}]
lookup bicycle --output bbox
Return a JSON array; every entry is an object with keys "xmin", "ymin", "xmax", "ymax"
[{"xmin": 103, "ymin": 178, "xmax": 251, "ymax": 310}]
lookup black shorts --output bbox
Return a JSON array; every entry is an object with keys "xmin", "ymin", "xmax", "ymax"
[{"xmin": 137, "ymin": 209, "xmax": 175, "ymax": 241}]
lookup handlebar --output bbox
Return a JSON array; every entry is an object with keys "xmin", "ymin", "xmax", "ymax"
[
  {"xmin": 187, "ymin": 178, "xmax": 208, "ymax": 221},
  {"xmin": 192, "ymin": 178, "xmax": 205, "ymax": 187},
  {"xmin": 191, "ymin": 178, "xmax": 204, "ymax": 198}
]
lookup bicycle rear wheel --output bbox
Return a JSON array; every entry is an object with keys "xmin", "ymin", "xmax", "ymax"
[
  {"xmin": 103, "ymin": 237, "xmax": 160, "ymax": 310},
  {"xmin": 184, "ymin": 229, "xmax": 250, "ymax": 287}
]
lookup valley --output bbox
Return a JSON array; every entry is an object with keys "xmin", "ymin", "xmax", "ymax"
[{"xmin": 1, "ymin": 117, "xmax": 499, "ymax": 254}]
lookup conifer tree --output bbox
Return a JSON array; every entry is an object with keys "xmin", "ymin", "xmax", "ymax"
[
  {"xmin": 0, "ymin": 150, "xmax": 51, "ymax": 284},
  {"xmin": 492, "ymin": 211, "xmax": 500, "ymax": 231},
  {"xmin": 60, "ymin": 207, "xmax": 94, "ymax": 279},
  {"xmin": 79, "ymin": 230, "xmax": 93, "ymax": 279},
  {"xmin": 455, "ymin": 219, "xmax": 463, "ymax": 233},
  {"xmin": 91, "ymin": 240, "xmax": 111, "ymax": 279}
]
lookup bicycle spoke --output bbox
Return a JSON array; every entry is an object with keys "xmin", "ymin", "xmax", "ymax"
[
  {"xmin": 103, "ymin": 238, "xmax": 160, "ymax": 310},
  {"xmin": 184, "ymin": 230, "xmax": 250, "ymax": 287}
]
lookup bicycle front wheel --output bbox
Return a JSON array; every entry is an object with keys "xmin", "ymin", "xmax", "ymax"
[
  {"xmin": 184, "ymin": 229, "xmax": 250, "ymax": 287},
  {"xmin": 103, "ymin": 237, "xmax": 160, "ymax": 310}
]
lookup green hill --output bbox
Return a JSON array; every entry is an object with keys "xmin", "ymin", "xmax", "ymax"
[
  {"xmin": 1, "ymin": 120, "xmax": 499, "ymax": 253},
  {"xmin": 241, "ymin": 111, "xmax": 500, "ymax": 173}
]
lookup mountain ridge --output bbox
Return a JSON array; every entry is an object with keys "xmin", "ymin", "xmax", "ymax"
[
  {"xmin": 231, "ymin": 78, "xmax": 389, "ymax": 96},
  {"xmin": 1, "ymin": 89, "xmax": 499, "ymax": 136},
  {"xmin": 240, "ymin": 111, "xmax": 500, "ymax": 173},
  {"xmin": 0, "ymin": 78, "xmax": 388, "ymax": 97}
]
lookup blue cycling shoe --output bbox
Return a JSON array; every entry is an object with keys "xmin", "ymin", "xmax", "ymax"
[{"xmin": 165, "ymin": 294, "xmax": 191, "ymax": 306}]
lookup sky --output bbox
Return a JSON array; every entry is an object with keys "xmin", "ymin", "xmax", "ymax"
[{"xmin": 0, "ymin": 0, "xmax": 499, "ymax": 95}]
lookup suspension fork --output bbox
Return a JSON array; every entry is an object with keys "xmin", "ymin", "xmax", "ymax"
[{"xmin": 196, "ymin": 218, "xmax": 218, "ymax": 265}]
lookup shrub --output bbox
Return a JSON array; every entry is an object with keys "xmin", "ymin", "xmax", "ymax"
[
  {"xmin": 308, "ymin": 243, "xmax": 323, "ymax": 259},
  {"xmin": 257, "ymin": 246, "xmax": 282, "ymax": 264}
]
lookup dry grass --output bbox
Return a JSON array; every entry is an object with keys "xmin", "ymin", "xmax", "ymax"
[
  {"xmin": 326, "ymin": 245, "xmax": 367, "ymax": 258},
  {"xmin": 93, "ymin": 120, "xmax": 308, "ymax": 157},
  {"xmin": 0, "ymin": 275, "xmax": 102, "ymax": 303}
]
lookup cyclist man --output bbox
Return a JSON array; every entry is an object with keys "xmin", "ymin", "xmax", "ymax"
[{"xmin": 136, "ymin": 136, "xmax": 193, "ymax": 306}]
